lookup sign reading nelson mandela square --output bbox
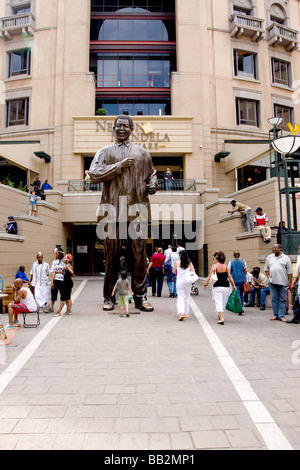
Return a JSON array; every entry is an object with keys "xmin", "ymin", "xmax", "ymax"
[{"xmin": 96, "ymin": 119, "xmax": 171, "ymax": 151}]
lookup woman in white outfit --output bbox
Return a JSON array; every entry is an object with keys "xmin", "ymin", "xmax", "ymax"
[
  {"xmin": 173, "ymin": 250, "xmax": 195, "ymax": 321},
  {"xmin": 203, "ymin": 251, "xmax": 236, "ymax": 325}
]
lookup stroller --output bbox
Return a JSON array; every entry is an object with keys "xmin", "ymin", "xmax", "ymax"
[
  {"xmin": 190, "ymin": 270, "xmax": 199, "ymax": 295},
  {"xmin": 190, "ymin": 283, "xmax": 199, "ymax": 295}
]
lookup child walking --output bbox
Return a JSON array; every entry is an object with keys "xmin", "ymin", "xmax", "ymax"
[
  {"xmin": 29, "ymin": 190, "xmax": 38, "ymax": 216},
  {"xmin": 111, "ymin": 271, "xmax": 134, "ymax": 317}
]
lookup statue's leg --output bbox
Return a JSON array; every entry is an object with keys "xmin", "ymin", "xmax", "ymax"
[
  {"xmin": 129, "ymin": 237, "xmax": 154, "ymax": 312},
  {"xmin": 103, "ymin": 233, "xmax": 121, "ymax": 311}
]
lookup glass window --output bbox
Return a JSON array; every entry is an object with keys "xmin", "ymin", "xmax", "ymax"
[
  {"xmin": 133, "ymin": 56, "xmax": 148, "ymax": 86},
  {"xmin": 96, "ymin": 99, "xmax": 170, "ymax": 115},
  {"xmin": 91, "ymin": 1, "xmax": 175, "ymax": 13},
  {"xmin": 236, "ymin": 98, "xmax": 259, "ymax": 126},
  {"xmin": 233, "ymin": 6, "xmax": 252, "ymax": 15},
  {"xmin": 119, "ymin": 55, "xmax": 134, "ymax": 86},
  {"xmin": 272, "ymin": 58, "xmax": 290, "ymax": 87},
  {"xmin": 234, "ymin": 50, "xmax": 256, "ymax": 79},
  {"xmin": 96, "ymin": 53, "xmax": 172, "ymax": 88},
  {"xmin": 13, "ymin": 5, "xmax": 31, "ymax": 14},
  {"xmin": 102, "ymin": 20, "xmax": 118, "ymax": 40},
  {"xmin": 7, "ymin": 98, "xmax": 29, "ymax": 127},
  {"xmin": 274, "ymin": 104, "xmax": 293, "ymax": 129},
  {"xmin": 98, "ymin": 18, "xmax": 169, "ymax": 41},
  {"xmin": 8, "ymin": 49, "xmax": 31, "ymax": 77}
]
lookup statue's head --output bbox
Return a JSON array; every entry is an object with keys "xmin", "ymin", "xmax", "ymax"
[{"xmin": 113, "ymin": 115, "xmax": 134, "ymax": 142}]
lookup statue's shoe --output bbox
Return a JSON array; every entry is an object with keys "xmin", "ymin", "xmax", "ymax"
[
  {"xmin": 135, "ymin": 300, "xmax": 154, "ymax": 312},
  {"xmin": 103, "ymin": 299, "xmax": 114, "ymax": 311}
]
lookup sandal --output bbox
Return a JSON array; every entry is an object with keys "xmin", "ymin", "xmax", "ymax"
[{"xmin": 178, "ymin": 314, "xmax": 185, "ymax": 321}]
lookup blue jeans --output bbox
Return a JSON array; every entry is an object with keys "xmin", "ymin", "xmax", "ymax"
[
  {"xmin": 151, "ymin": 268, "xmax": 164, "ymax": 296},
  {"xmin": 235, "ymin": 282, "xmax": 245, "ymax": 309},
  {"xmin": 167, "ymin": 273, "xmax": 177, "ymax": 296},
  {"xmin": 250, "ymin": 287, "xmax": 270, "ymax": 306},
  {"xmin": 268, "ymin": 282, "xmax": 287, "ymax": 319},
  {"xmin": 165, "ymin": 180, "xmax": 172, "ymax": 191},
  {"xmin": 242, "ymin": 209, "xmax": 254, "ymax": 232}
]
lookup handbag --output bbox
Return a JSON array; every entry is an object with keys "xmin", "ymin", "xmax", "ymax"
[
  {"xmin": 243, "ymin": 282, "xmax": 252, "ymax": 293},
  {"xmin": 182, "ymin": 270, "xmax": 199, "ymax": 285},
  {"xmin": 209, "ymin": 266, "xmax": 218, "ymax": 285},
  {"xmin": 226, "ymin": 289, "xmax": 243, "ymax": 314}
]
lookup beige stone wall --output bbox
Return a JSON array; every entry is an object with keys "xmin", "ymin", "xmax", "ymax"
[
  {"xmin": 202, "ymin": 179, "xmax": 284, "ymax": 275},
  {"xmin": 0, "ymin": 184, "xmax": 66, "ymax": 286}
]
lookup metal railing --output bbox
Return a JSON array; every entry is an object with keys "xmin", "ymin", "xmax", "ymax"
[
  {"xmin": 96, "ymin": 74, "xmax": 170, "ymax": 88},
  {"xmin": 158, "ymin": 179, "xmax": 196, "ymax": 191},
  {"xmin": 68, "ymin": 180, "xmax": 103, "ymax": 192},
  {"xmin": 68, "ymin": 179, "xmax": 196, "ymax": 192}
]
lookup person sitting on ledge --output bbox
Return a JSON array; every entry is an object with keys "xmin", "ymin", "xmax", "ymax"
[{"xmin": 3, "ymin": 216, "xmax": 18, "ymax": 235}]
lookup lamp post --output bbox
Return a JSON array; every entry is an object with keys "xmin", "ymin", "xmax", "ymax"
[
  {"xmin": 268, "ymin": 117, "xmax": 283, "ymax": 175},
  {"xmin": 271, "ymin": 131, "xmax": 300, "ymax": 254}
]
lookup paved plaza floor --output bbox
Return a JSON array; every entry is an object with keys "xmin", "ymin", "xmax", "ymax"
[{"xmin": 0, "ymin": 277, "xmax": 300, "ymax": 450}]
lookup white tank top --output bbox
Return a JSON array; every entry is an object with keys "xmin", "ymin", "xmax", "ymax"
[{"xmin": 22, "ymin": 287, "xmax": 37, "ymax": 312}]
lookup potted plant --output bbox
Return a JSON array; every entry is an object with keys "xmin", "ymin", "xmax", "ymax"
[{"xmin": 95, "ymin": 108, "xmax": 108, "ymax": 115}]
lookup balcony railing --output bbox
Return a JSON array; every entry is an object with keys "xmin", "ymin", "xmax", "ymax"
[
  {"xmin": 96, "ymin": 74, "xmax": 170, "ymax": 88},
  {"xmin": 229, "ymin": 13, "xmax": 264, "ymax": 42},
  {"xmin": 267, "ymin": 22, "xmax": 299, "ymax": 51},
  {"xmin": 158, "ymin": 179, "xmax": 196, "ymax": 191},
  {"xmin": 68, "ymin": 179, "xmax": 196, "ymax": 192},
  {"xmin": 0, "ymin": 13, "xmax": 35, "ymax": 40}
]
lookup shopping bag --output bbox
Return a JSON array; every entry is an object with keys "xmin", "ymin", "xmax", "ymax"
[
  {"xmin": 226, "ymin": 289, "xmax": 243, "ymax": 314},
  {"xmin": 243, "ymin": 282, "xmax": 252, "ymax": 293}
]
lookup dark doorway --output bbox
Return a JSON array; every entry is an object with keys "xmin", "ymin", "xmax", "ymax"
[{"xmin": 73, "ymin": 225, "xmax": 105, "ymax": 275}]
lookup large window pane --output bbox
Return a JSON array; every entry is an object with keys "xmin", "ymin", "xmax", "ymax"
[
  {"xmin": 103, "ymin": 20, "xmax": 118, "ymax": 40},
  {"xmin": 7, "ymin": 98, "xmax": 29, "ymax": 126},
  {"xmin": 133, "ymin": 56, "xmax": 148, "ymax": 86},
  {"xmin": 119, "ymin": 55, "xmax": 134, "ymax": 86},
  {"xmin": 133, "ymin": 19, "xmax": 148, "ymax": 40},
  {"xmin": 9, "ymin": 49, "xmax": 30, "ymax": 77},
  {"xmin": 103, "ymin": 56, "xmax": 118, "ymax": 86},
  {"xmin": 234, "ymin": 50, "xmax": 256, "ymax": 78},
  {"xmin": 237, "ymin": 99, "xmax": 259, "ymax": 126}
]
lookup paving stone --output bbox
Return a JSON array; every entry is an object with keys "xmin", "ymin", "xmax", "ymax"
[{"xmin": 0, "ymin": 278, "xmax": 298, "ymax": 450}]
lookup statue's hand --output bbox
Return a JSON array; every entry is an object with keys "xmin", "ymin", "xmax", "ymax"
[
  {"xmin": 120, "ymin": 158, "xmax": 135, "ymax": 168},
  {"xmin": 146, "ymin": 184, "xmax": 157, "ymax": 195}
]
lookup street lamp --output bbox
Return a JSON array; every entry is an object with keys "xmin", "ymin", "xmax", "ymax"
[
  {"xmin": 271, "ymin": 133, "xmax": 300, "ymax": 254},
  {"xmin": 267, "ymin": 117, "xmax": 283, "ymax": 127},
  {"xmin": 272, "ymin": 135, "xmax": 300, "ymax": 156}
]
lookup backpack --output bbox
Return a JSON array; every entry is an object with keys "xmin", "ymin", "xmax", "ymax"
[{"xmin": 163, "ymin": 261, "xmax": 172, "ymax": 274}]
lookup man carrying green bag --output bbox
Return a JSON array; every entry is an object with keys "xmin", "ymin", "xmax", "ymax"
[{"xmin": 226, "ymin": 289, "xmax": 244, "ymax": 315}]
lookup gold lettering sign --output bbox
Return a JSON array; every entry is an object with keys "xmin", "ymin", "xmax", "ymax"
[
  {"xmin": 287, "ymin": 123, "xmax": 300, "ymax": 135},
  {"xmin": 96, "ymin": 120, "xmax": 171, "ymax": 150}
]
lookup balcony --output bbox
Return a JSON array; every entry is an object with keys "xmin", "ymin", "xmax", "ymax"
[
  {"xmin": 229, "ymin": 13, "xmax": 264, "ymax": 42},
  {"xmin": 96, "ymin": 74, "xmax": 170, "ymax": 89},
  {"xmin": 68, "ymin": 179, "xmax": 196, "ymax": 193},
  {"xmin": 267, "ymin": 22, "xmax": 299, "ymax": 52},
  {"xmin": 0, "ymin": 13, "xmax": 35, "ymax": 40}
]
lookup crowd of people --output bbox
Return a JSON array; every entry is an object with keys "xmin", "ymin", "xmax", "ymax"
[
  {"xmin": 4, "ymin": 248, "xmax": 75, "ymax": 330},
  {"xmin": 203, "ymin": 244, "xmax": 300, "ymax": 326}
]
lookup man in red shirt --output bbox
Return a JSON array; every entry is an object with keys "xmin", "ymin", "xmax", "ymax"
[
  {"xmin": 254, "ymin": 207, "xmax": 272, "ymax": 243},
  {"xmin": 147, "ymin": 248, "xmax": 166, "ymax": 297}
]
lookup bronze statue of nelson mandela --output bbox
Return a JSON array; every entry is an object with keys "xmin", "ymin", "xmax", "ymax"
[{"xmin": 88, "ymin": 115, "xmax": 158, "ymax": 312}]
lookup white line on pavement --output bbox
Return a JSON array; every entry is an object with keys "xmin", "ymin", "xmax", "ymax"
[
  {"xmin": 189, "ymin": 297, "xmax": 293, "ymax": 451},
  {"xmin": 0, "ymin": 279, "xmax": 88, "ymax": 396}
]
